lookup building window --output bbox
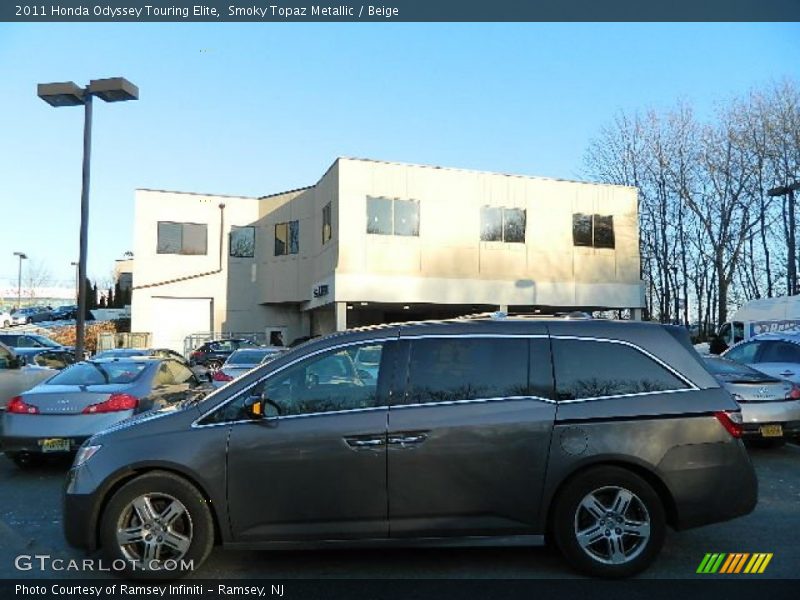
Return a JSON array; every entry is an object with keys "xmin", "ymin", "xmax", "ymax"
[
  {"xmin": 274, "ymin": 220, "xmax": 299, "ymax": 256},
  {"xmin": 322, "ymin": 202, "xmax": 332, "ymax": 245},
  {"xmin": 572, "ymin": 213, "xmax": 615, "ymax": 249},
  {"xmin": 229, "ymin": 226, "xmax": 255, "ymax": 258},
  {"xmin": 157, "ymin": 222, "xmax": 207, "ymax": 255},
  {"xmin": 367, "ymin": 196, "xmax": 420, "ymax": 237},
  {"xmin": 480, "ymin": 206, "xmax": 526, "ymax": 243}
]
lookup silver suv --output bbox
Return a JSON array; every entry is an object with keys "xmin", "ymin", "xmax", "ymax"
[{"xmin": 63, "ymin": 318, "xmax": 757, "ymax": 579}]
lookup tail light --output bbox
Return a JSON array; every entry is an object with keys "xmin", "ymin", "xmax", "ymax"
[
  {"xmin": 190, "ymin": 351, "xmax": 203, "ymax": 359},
  {"xmin": 786, "ymin": 385, "xmax": 800, "ymax": 400},
  {"xmin": 6, "ymin": 396, "xmax": 39, "ymax": 415},
  {"xmin": 714, "ymin": 410, "xmax": 743, "ymax": 438},
  {"xmin": 212, "ymin": 370, "xmax": 233, "ymax": 382},
  {"xmin": 82, "ymin": 393, "xmax": 138, "ymax": 414}
]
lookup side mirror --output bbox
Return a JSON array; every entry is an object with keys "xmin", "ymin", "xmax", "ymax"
[
  {"xmin": 245, "ymin": 393, "xmax": 281, "ymax": 420},
  {"xmin": 357, "ymin": 369, "xmax": 373, "ymax": 380}
]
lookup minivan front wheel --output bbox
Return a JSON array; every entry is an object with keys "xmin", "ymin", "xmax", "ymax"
[
  {"xmin": 553, "ymin": 466, "xmax": 666, "ymax": 578},
  {"xmin": 100, "ymin": 471, "xmax": 214, "ymax": 579}
]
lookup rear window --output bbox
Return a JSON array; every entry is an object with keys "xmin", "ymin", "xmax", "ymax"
[
  {"xmin": 552, "ymin": 339, "xmax": 689, "ymax": 400},
  {"xmin": 704, "ymin": 356, "xmax": 775, "ymax": 381},
  {"xmin": 47, "ymin": 362, "xmax": 149, "ymax": 386},
  {"xmin": 227, "ymin": 350, "xmax": 273, "ymax": 365}
]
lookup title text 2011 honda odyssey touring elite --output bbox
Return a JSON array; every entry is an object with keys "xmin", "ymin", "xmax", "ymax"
[{"xmin": 63, "ymin": 317, "xmax": 757, "ymax": 578}]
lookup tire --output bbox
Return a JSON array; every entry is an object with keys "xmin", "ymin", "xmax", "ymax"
[
  {"xmin": 6, "ymin": 451, "xmax": 43, "ymax": 469},
  {"xmin": 2, "ymin": 320, "xmax": 9, "ymax": 328},
  {"xmin": 552, "ymin": 466, "xmax": 666, "ymax": 578},
  {"xmin": 25, "ymin": 318, "xmax": 32, "ymax": 324},
  {"xmin": 99, "ymin": 471, "xmax": 214, "ymax": 580},
  {"xmin": 206, "ymin": 359, "xmax": 222, "ymax": 371}
]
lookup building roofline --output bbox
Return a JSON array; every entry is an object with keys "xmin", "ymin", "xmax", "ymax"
[
  {"xmin": 258, "ymin": 185, "xmax": 314, "ymax": 200},
  {"xmin": 335, "ymin": 156, "xmax": 638, "ymax": 191},
  {"xmin": 135, "ymin": 188, "xmax": 262, "ymax": 200}
]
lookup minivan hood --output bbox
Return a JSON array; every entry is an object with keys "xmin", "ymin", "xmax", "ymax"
[{"xmin": 91, "ymin": 402, "xmax": 199, "ymax": 442}]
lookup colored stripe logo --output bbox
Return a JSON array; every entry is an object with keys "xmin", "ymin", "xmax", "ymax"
[{"xmin": 697, "ymin": 553, "xmax": 772, "ymax": 574}]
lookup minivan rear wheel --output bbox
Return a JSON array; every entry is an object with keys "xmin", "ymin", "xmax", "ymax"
[
  {"xmin": 553, "ymin": 466, "xmax": 666, "ymax": 578},
  {"xmin": 100, "ymin": 471, "xmax": 214, "ymax": 579}
]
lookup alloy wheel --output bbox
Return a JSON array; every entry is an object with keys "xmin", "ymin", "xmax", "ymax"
[
  {"xmin": 116, "ymin": 492, "xmax": 193, "ymax": 569},
  {"xmin": 573, "ymin": 485, "xmax": 651, "ymax": 565}
]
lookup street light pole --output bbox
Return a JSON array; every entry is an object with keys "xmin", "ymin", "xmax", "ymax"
[
  {"xmin": 38, "ymin": 77, "xmax": 138, "ymax": 358},
  {"xmin": 768, "ymin": 180, "xmax": 800, "ymax": 296},
  {"xmin": 12, "ymin": 252, "xmax": 27, "ymax": 309}
]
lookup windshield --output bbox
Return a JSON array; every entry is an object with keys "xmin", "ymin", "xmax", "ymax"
[
  {"xmin": 29, "ymin": 335, "xmax": 61, "ymax": 348},
  {"xmin": 47, "ymin": 361, "xmax": 149, "ymax": 386}
]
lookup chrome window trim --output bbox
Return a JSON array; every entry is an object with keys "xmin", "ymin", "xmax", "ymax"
[
  {"xmin": 555, "ymin": 387, "xmax": 698, "ymax": 404},
  {"xmin": 392, "ymin": 396, "xmax": 557, "ymax": 409}
]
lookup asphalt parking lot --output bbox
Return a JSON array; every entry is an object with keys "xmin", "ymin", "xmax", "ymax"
[{"xmin": 0, "ymin": 443, "xmax": 797, "ymax": 580}]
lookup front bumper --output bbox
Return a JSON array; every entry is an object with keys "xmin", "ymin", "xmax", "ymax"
[{"xmin": 63, "ymin": 469, "xmax": 101, "ymax": 550}]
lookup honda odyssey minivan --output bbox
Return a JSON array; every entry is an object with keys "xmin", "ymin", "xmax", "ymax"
[{"xmin": 63, "ymin": 317, "xmax": 757, "ymax": 579}]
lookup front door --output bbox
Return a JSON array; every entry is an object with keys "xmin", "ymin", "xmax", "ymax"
[
  {"xmin": 387, "ymin": 335, "xmax": 556, "ymax": 537},
  {"xmin": 226, "ymin": 339, "xmax": 395, "ymax": 541}
]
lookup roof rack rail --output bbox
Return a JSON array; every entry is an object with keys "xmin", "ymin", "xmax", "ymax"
[{"xmin": 457, "ymin": 311, "xmax": 594, "ymax": 321}]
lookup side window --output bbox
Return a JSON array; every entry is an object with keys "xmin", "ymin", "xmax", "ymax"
[
  {"xmin": 262, "ymin": 344, "xmax": 384, "ymax": 416},
  {"xmin": 202, "ymin": 342, "xmax": 388, "ymax": 424},
  {"xmin": 758, "ymin": 341, "xmax": 800, "ymax": 364},
  {"xmin": 403, "ymin": 338, "xmax": 530, "ymax": 404},
  {"xmin": 725, "ymin": 341, "xmax": 760, "ymax": 364},
  {"xmin": 0, "ymin": 345, "xmax": 12, "ymax": 370},
  {"xmin": 166, "ymin": 360, "xmax": 195, "ymax": 384},
  {"xmin": 17, "ymin": 336, "xmax": 37, "ymax": 348},
  {"xmin": 552, "ymin": 339, "xmax": 688, "ymax": 400},
  {"xmin": 33, "ymin": 352, "xmax": 70, "ymax": 370},
  {"xmin": 732, "ymin": 322, "xmax": 744, "ymax": 344}
]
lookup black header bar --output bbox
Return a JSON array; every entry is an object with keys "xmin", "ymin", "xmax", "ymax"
[{"xmin": 3, "ymin": 0, "xmax": 800, "ymax": 22}]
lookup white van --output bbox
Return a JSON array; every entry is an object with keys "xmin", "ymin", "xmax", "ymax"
[{"xmin": 719, "ymin": 296, "xmax": 800, "ymax": 347}]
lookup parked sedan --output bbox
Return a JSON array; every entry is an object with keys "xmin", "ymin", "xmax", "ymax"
[
  {"xmin": 51, "ymin": 305, "xmax": 78, "ymax": 320},
  {"xmin": 0, "ymin": 309, "xmax": 12, "ymax": 329},
  {"xmin": 1, "ymin": 357, "xmax": 204, "ymax": 468},
  {"xmin": 188, "ymin": 338, "xmax": 259, "ymax": 370},
  {"xmin": 9, "ymin": 306, "xmax": 54, "ymax": 325},
  {"xmin": 704, "ymin": 355, "xmax": 800, "ymax": 441},
  {"xmin": 211, "ymin": 347, "xmax": 285, "ymax": 387},
  {"xmin": 723, "ymin": 331, "xmax": 800, "ymax": 383},
  {"xmin": 95, "ymin": 348, "xmax": 189, "ymax": 365}
]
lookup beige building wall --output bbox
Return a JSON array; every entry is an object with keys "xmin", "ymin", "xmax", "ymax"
[
  {"xmin": 131, "ymin": 158, "xmax": 643, "ymax": 352},
  {"xmin": 334, "ymin": 158, "xmax": 642, "ymax": 308}
]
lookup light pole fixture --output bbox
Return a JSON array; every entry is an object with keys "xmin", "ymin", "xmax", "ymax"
[
  {"xmin": 12, "ymin": 252, "xmax": 27, "ymax": 310},
  {"xmin": 70, "ymin": 261, "xmax": 79, "ymax": 304},
  {"xmin": 768, "ymin": 180, "xmax": 800, "ymax": 296},
  {"xmin": 38, "ymin": 77, "xmax": 138, "ymax": 358}
]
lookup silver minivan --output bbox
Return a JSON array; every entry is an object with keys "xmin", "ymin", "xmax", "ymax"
[{"xmin": 63, "ymin": 318, "xmax": 757, "ymax": 579}]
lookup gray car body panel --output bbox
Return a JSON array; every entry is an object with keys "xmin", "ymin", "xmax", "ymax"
[{"xmin": 63, "ymin": 319, "xmax": 757, "ymax": 553}]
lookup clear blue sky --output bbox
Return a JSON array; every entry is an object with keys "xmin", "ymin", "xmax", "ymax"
[{"xmin": 1, "ymin": 22, "xmax": 798, "ymax": 288}]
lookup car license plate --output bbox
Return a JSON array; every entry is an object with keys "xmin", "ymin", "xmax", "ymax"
[
  {"xmin": 759, "ymin": 424, "xmax": 783, "ymax": 438},
  {"xmin": 38, "ymin": 438, "xmax": 71, "ymax": 453}
]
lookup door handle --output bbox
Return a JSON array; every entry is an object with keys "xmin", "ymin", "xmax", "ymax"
[
  {"xmin": 780, "ymin": 371, "xmax": 794, "ymax": 376},
  {"xmin": 344, "ymin": 436, "xmax": 386, "ymax": 449},
  {"xmin": 388, "ymin": 432, "xmax": 429, "ymax": 447}
]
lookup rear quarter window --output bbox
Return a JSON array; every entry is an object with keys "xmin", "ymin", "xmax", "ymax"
[{"xmin": 552, "ymin": 338, "xmax": 690, "ymax": 401}]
